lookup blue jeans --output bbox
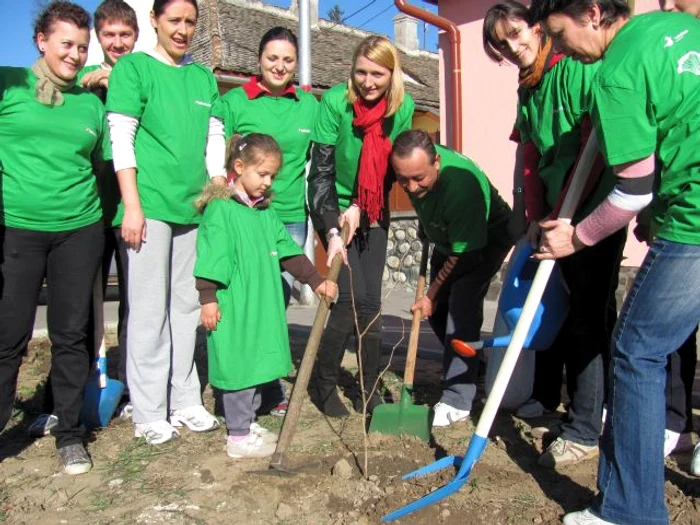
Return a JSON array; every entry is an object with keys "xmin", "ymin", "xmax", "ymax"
[
  {"xmin": 281, "ymin": 221, "xmax": 307, "ymax": 308},
  {"xmin": 592, "ymin": 239, "xmax": 700, "ymax": 525}
]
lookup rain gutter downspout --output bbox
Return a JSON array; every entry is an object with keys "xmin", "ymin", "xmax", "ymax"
[{"xmin": 394, "ymin": 0, "xmax": 462, "ymax": 150}]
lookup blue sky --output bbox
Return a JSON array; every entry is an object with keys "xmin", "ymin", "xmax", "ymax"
[{"xmin": 0, "ymin": 0, "xmax": 438, "ymax": 68}]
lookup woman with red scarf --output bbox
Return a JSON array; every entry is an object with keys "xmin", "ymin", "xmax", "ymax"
[{"xmin": 308, "ymin": 36, "xmax": 414, "ymax": 418}]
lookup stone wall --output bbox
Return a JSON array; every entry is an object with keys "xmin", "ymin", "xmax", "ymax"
[{"xmin": 383, "ymin": 213, "xmax": 638, "ymax": 305}]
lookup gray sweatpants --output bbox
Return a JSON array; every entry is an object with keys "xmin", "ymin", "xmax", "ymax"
[
  {"xmin": 222, "ymin": 387, "xmax": 262, "ymax": 436},
  {"xmin": 123, "ymin": 219, "xmax": 202, "ymax": 424}
]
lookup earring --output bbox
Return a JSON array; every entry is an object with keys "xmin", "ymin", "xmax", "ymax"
[{"xmin": 592, "ymin": 23, "xmax": 599, "ymax": 30}]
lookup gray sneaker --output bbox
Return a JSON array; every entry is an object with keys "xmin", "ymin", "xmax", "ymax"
[
  {"xmin": 57, "ymin": 444, "xmax": 92, "ymax": 475},
  {"xmin": 27, "ymin": 414, "xmax": 58, "ymax": 437}
]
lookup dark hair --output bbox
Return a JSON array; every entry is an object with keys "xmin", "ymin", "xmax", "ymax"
[
  {"xmin": 95, "ymin": 0, "xmax": 139, "ymax": 33},
  {"xmin": 529, "ymin": 0, "xmax": 630, "ymax": 27},
  {"xmin": 152, "ymin": 0, "xmax": 198, "ymax": 18},
  {"xmin": 225, "ymin": 133, "xmax": 283, "ymax": 174},
  {"xmin": 33, "ymin": 1, "xmax": 91, "ymax": 48},
  {"xmin": 258, "ymin": 26, "xmax": 298, "ymax": 59},
  {"xmin": 391, "ymin": 130, "xmax": 438, "ymax": 164},
  {"xmin": 483, "ymin": 1, "xmax": 542, "ymax": 64}
]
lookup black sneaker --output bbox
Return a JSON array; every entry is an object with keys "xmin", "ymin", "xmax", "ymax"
[{"xmin": 57, "ymin": 444, "xmax": 92, "ymax": 475}]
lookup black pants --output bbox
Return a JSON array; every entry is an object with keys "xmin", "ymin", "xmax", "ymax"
[
  {"xmin": 429, "ymin": 234, "xmax": 512, "ymax": 411},
  {"xmin": 544, "ymin": 228, "xmax": 626, "ymax": 446},
  {"xmin": 314, "ymin": 227, "xmax": 387, "ymax": 394},
  {"xmin": 0, "ymin": 222, "xmax": 103, "ymax": 448},
  {"xmin": 43, "ymin": 227, "xmax": 129, "ymax": 413},
  {"xmin": 665, "ymin": 328, "xmax": 697, "ymax": 434}
]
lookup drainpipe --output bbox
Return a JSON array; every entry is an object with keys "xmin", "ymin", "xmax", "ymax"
[
  {"xmin": 298, "ymin": 0, "xmax": 316, "ymax": 305},
  {"xmin": 394, "ymin": 0, "xmax": 462, "ymax": 150}
]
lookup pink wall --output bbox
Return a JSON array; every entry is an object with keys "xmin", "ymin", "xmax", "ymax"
[{"xmin": 436, "ymin": 0, "xmax": 661, "ymax": 267}]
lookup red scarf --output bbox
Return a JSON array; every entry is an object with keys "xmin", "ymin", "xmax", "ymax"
[{"xmin": 352, "ymin": 96, "xmax": 391, "ymax": 224}]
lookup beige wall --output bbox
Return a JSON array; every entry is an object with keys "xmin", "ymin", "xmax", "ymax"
[{"xmin": 437, "ymin": 0, "xmax": 661, "ymax": 267}]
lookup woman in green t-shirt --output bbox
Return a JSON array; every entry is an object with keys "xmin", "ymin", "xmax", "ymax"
[
  {"xmin": 0, "ymin": 2, "xmax": 109, "ymax": 476},
  {"xmin": 531, "ymin": 1, "xmax": 700, "ymax": 524},
  {"xmin": 308, "ymin": 36, "xmax": 414, "ymax": 418},
  {"xmin": 219, "ymin": 27, "xmax": 318, "ymax": 308},
  {"xmin": 106, "ymin": 0, "xmax": 225, "ymax": 445},
  {"xmin": 483, "ymin": 1, "xmax": 625, "ymax": 471}
]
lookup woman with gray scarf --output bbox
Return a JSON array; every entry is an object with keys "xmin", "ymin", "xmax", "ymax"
[{"xmin": 0, "ymin": 1, "xmax": 111, "ymax": 475}]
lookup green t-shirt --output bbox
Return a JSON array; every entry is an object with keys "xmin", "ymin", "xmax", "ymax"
[
  {"xmin": 591, "ymin": 11, "xmax": 700, "ymax": 245},
  {"xmin": 220, "ymin": 86, "xmax": 318, "ymax": 223},
  {"xmin": 515, "ymin": 56, "xmax": 614, "ymax": 221},
  {"xmin": 194, "ymin": 198, "xmax": 303, "ymax": 390},
  {"xmin": 312, "ymin": 83, "xmax": 415, "ymax": 210},
  {"xmin": 0, "ymin": 67, "xmax": 111, "ymax": 232},
  {"xmin": 107, "ymin": 52, "xmax": 222, "ymax": 226},
  {"xmin": 410, "ymin": 145, "xmax": 511, "ymax": 255}
]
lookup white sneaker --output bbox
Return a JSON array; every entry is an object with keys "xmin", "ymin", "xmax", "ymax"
[
  {"xmin": 226, "ymin": 433, "xmax": 276, "ymax": 459},
  {"xmin": 27, "ymin": 414, "xmax": 58, "ymax": 437},
  {"xmin": 134, "ymin": 420, "xmax": 180, "ymax": 445},
  {"xmin": 691, "ymin": 443, "xmax": 700, "ymax": 477},
  {"xmin": 170, "ymin": 405, "xmax": 220, "ymax": 432},
  {"xmin": 250, "ymin": 422, "xmax": 278, "ymax": 444},
  {"xmin": 432, "ymin": 402, "xmax": 470, "ymax": 428},
  {"xmin": 118, "ymin": 402, "xmax": 133, "ymax": 420},
  {"xmin": 515, "ymin": 399, "xmax": 548, "ymax": 418},
  {"xmin": 664, "ymin": 429, "xmax": 680, "ymax": 457},
  {"xmin": 563, "ymin": 508, "xmax": 618, "ymax": 525}
]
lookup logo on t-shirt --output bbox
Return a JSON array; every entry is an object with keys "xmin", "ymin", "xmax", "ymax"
[
  {"xmin": 664, "ymin": 30, "xmax": 689, "ymax": 48},
  {"xmin": 84, "ymin": 127, "xmax": 97, "ymax": 138},
  {"xmin": 270, "ymin": 251, "xmax": 278, "ymax": 257},
  {"xmin": 194, "ymin": 100, "xmax": 212, "ymax": 108},
  {"xmin": 677, "ymin": 51, "xmax": 700, "ymax": 76},
  {"xmin": 298, "ymin": 128, "xmax": 311, "ymax": 133}
]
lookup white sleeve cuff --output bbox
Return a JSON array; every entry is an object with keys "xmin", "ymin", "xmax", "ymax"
[
  {"xmin": 107, "ymin": 112, "xmax": 139, "ymax": 172},
  {"xmin": 206, "ymin": 117, "xmax": 226, "ymax": 179}
]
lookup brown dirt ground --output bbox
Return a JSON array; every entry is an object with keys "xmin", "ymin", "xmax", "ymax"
[{"xmin": 1, "ymin": 331, "xmax": 699, "ymax": 525}]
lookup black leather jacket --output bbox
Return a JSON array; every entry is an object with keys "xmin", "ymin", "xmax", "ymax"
[{"xmin": 307, "ymin": 142, "xmax": 393, "ymax": 235}]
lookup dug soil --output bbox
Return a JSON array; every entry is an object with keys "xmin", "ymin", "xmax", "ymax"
[{"xmin": 1, "ymin": 332, "xmax": 698, "ymax": 524}]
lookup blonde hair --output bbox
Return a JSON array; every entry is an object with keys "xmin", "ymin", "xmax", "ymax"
[{"xmin": 347, "ymin": 35, "xmax": 405, "ymax": 117}]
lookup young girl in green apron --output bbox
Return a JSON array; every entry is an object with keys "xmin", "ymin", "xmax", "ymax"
[{"xmin": 194, "ymin": 134, "xmax": 337, "ymax": 459}]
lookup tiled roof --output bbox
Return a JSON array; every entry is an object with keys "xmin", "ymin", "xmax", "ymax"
[{"xmin": 191, "ymin": 0, "xmax": 440, "ymax": 112}]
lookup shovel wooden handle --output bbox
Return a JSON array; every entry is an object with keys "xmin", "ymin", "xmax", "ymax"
[
  {"xmin": 403, "ymin": 239, "xmax": 430, "ymax": 387},
  {"xmin": 270, "ymin": 224, "xmax": 349, "ymax": 470}
]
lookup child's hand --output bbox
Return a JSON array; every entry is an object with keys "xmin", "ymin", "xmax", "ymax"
[
  {"xmin": 201, "ymin": 303, "xmax": 221, "ymax": 331},
  {"xmin": 314, "ymin": 280, "xmax": 338, "ymax": 303}
]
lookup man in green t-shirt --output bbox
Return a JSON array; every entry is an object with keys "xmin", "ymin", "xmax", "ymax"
[
  {"xmin": 79, "ymin": 1, "xmax": 139, "ymax": 96},
  {"xmin": 390, "ymin": 130, "xmax": 512, "ymax": 428}
]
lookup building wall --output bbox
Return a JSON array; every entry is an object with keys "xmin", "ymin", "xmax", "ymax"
[{"xmin": 436, "ymin": 0, "xmax": 661, "ymax": 267}]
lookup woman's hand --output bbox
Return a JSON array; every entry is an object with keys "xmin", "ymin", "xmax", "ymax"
[
  {"xmin": 326, "ymin": 235, "xmax": 347, "ymax": 267},
  {"xmin": 411, "ymin": 295, "xmax": 434, "ymax": 319},
  {"xmin": 532, "ymin": 219, "xmax": 584, "ymax": 260},
  {"xmin": 314, "ymin": 280, "xmax": 338, "ymax": 303},
  {"xmin": 339, "ymin": 204, "xmax": 361, "ymax": 245},
  {"xmin": 122, "ymin": 205, "xmax": 147, "ymax": 252},
  {"xmin": 200, "ymin": 302, "xmax": 221, "ymax": 331}
]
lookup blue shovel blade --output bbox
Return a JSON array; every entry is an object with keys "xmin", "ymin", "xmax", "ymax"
[{"xmin": 382, "ymin": 435, "xmax": 488, "ymax": 522}]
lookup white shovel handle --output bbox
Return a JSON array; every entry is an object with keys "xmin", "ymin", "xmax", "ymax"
[
  {"xmin": 474, "ymin": 131, "xmax": 600, "ymax": 437},
  {"xmin": 92, "ymin": 271, "xmax": 107, "ymax": 388}
]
